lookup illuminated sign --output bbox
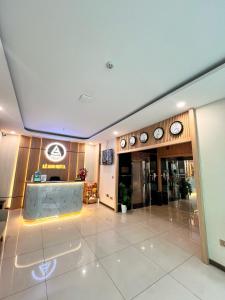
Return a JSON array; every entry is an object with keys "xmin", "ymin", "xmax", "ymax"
[
  {"xmin": 42, "ymin": 164, "xmax": 66, "ymax": 169},
  {"xmin": 45, "ymin": 142, "xmax": 66, "ymax": 162}
]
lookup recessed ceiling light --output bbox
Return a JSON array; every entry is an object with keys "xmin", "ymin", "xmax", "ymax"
[
  {"xmin": 113, "ymin": 131, "xmax": 118, "ymax": 135},
  {"xmin": 176, "ymin": 101, "xmax": 186, "ymax": 108},
  {"xmin": 10, "ymin": 131, "xmax": 16, "ymax": 134},
  {"xmin": 0, "ymin": 106, "xmax": 3, "ymax": 111}
]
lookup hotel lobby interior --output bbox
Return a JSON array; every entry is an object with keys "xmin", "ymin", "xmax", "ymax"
[{"xmin": 0, "ymin": 1, "xmax": 225, "ymax": 300}]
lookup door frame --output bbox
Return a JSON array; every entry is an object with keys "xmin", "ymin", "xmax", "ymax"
[{"xmin": 115, "ymin": 109, "xmax": 209, "ymax": 264}]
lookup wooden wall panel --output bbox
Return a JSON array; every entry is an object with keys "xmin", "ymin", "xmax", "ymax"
[
  {"xmin": 41, "ymin": 138, "xmax": 70, "ymax": 151},
  {"xmin": 19, "ymin": 135, "xmax": 31, "ymax": 148},
  {"xmin": 78, "ymin": 143, "xmax": 85, "ymax": 152},
  {"xmin": 76, "ymin": 152, "xmax": 85, "ymax": 174},
  {"xmin": 157, "ymin": 142, "xmax": 192, "ymax": 158},
  {"xmin": 118, "ymin": 112, "xmax": 191, "ymax": 153},
  {"xmin": 11, "ymin": 136, "xmax": 86, "ymax": 209},
  {"xmin": 70, "ymin": 143, "xmax": 79, "ymax": 152},
  {"xmin": 68, "ymin": 152, "xmax": 78, "ymax": 180},
  {"xmin": 39, "ymin": 148, "xmax": 69, "ymax": 181},
  {"xmin": 11, "ymin": 136, "xmax": 31, "ymax": 208},
  {"xmin": 189, "ymin": 109, "xmax": 209, "ymax": 263},
  {"xmin": 31, "ymin": 137, "xmax": 41, "ymax": 149},
  {"xmin": 12, "ymin": 144, "xmax": 30, "ymax": 197},
  {"xmin": 26, "ymin": 148, "xmax": 41, "ymax": 181},
  {"xmin": 10, "ymin": 197, "xmax": 23, "ymax": 210}
]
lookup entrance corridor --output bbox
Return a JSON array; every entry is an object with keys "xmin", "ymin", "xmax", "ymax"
[{"xmin": 0, "ymin": 204, "xmax": 225, "ymax": 300}]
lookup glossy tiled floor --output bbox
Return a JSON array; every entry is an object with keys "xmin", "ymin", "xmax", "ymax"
[{"xmin": 1, "ymin": 203, "xmax": 225, "ymax": 300}]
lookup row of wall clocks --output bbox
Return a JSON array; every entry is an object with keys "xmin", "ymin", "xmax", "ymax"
[{"xmin": 120, "ymin": 121, "xmax": 183, "ymax": 148}]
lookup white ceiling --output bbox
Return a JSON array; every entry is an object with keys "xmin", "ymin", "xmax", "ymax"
[
  {"xmin": 0, "ymin": 40, "xmax": 23, "ymax": 132},
  {"xmin": 0, "ymin": 0, "xmax": 225, "ymax": 140}
]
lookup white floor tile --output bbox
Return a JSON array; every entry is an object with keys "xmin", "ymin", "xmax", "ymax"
[
  {"xmin": 1, "ymin": 235, "xmax": 18, "ymax": 259},
  {"xmin": 85, "ymin": 230, "xmax": 130, "ymax": 258},
  {"xmin": 100, "ymin": 246, "xmax": 165, "ymax": 299},
  {"xmin": 46, "ymin": 262, "xmax": 123, "ymax": 300},
  {"xmin": 1, "ymin": 204, "xmax": 206, "ymax": 300},
  {"xmin": 144, "ymin": 218, "xmax": 174, "ymax": 234},
  {"xmin": 16, "ymin": 226, "xmax": 43, "ymax": 255},
  {"xmin": 42, "ymin": 220, "xmax": 81, "ymax": 248},
  {"xmin": 135, "ymin": 237, "xmax": 191, "ymax": 272},
  {"xmin": 76, "ymin": 217, "xmax": 112, "ymax": 237},
  {"xmin": 134, "ymin": 275, "xmax": 199, "ymax": 300},
  {"xmin": 171, "ymin": 256, "xmax": 225, "ymax": 300},
  {"xmin": 116, "ymin": 223, "xmax": 158, "ymax": 244},
  {"xmin": 0, "ymin": 250, "xmax": 45, "ymax": 299},
  {"xmin": 3, "ymin": 283, "xmax": 47, "ymax": 300},
  {"xmin": 43, "ymin": 238, "xmax": 96, "ymax": 279},
  {"xmin": 160, "ymin": 227, "xmax": 200, "ymax": 255}
]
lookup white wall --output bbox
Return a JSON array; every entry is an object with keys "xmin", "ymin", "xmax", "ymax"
[
  {"xmin": 99, "ymin": 139, "xmax": 116, "ymax": 209},
  {"xmin": 0, "ymin": 134, "xmax": 20, "ymax": 207},
  {"xmin": 84, "ymin": 144, "xmax": 99, "ymax": 183},
  {"xmin": 196, "ymin": 99, "xmax": 225, "ymax": 266}
]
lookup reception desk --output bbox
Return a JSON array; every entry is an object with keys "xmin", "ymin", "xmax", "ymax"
[{"xmin": 23, "ymin": 182, "xmax": 83, "ymax": 220}]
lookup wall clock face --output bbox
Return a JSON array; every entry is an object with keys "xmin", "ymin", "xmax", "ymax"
[
  {"xmin": 140, "ymin": 132, "xmax": 148, "ymax": 143},
  {"xmin": 153, "ymin": 127, "xmax": 164, "ymax": 140},
  {"xmin": 170, "ymin": 121, "xmax": 183, "ymax": 135},
  {"xmin": 129, "ymin": 136, "xmax": 136, "ymax": 146},
  {"xmin": 120, "ymin": 139, "xmax": 126, "ymax": 148}
]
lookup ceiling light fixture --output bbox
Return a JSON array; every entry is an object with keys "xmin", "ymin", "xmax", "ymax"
[
  {"xmin": 113, "ymin": 131, "xmax": 118, "ymax": 135},
  {"xmin": 0, "ymin": 106, "xmax": 3, "ymax": 111},
  {"xmin": 176, "ymin": 101, "xmax": 186, "ymax": 108}
]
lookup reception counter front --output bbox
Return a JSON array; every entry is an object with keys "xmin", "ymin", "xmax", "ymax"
[{"xmin": 23, "ymin": 182, "xmax": 84, "ymax": 220}]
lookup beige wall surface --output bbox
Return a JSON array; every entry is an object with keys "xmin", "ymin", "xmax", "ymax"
[
  {"xmin": 99, "ymin": 139, "xmax": 116, "ymax": 209},
  {"xmin": 196, "ymin": 99, "xmax": 225, "ymax": 266},
  {"xmin": 0, "ymin": 134, "xmax": 20, "ymax": 206},
  {"xmin": 84, "ymin": 144, "xmax": 99, "ymax": 183}
]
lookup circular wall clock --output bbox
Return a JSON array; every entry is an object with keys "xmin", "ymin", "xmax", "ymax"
[
  {"xmin": 153, "ymin": 127, "xmax": 164, "ymax": 140},
  {"xmin": 170, "ymin": 121, "xmax": 183, "ymax": 135},
  {"xmin": 129, "ymin": 136, "xmax": 136, "ymax": 146},
  {"xmin": 139, "ymin": 132, "xmax": 149, "ymax": 143},
  {"xmin": 120, "ymin": 139, "xmax": 126, "ymax": 148}
]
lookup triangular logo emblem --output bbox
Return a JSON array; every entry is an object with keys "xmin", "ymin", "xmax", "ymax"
[
  {"xmin": 45, "ymin": 142, "xmax": 66, "ymax": 162},
  {"xmin": 50, "ymin": 145, "xmax": 61, "ymax": 158}
]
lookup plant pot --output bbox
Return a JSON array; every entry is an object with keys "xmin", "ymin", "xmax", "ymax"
[
  {"xmin": 121, "ymin": 204, "xmax": 127, "ymax": 214},
  {"xmin": 180, "ymin": 193, "xmax": 187, "ymax": 200}
]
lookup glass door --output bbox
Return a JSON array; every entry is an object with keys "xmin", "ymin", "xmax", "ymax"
[{"xmin": 161, "ymin": 157, "xmax": 196, "ymax": 212}]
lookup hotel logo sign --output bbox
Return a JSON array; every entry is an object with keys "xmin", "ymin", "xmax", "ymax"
[{"xmin": 45, "ymin": 142, "xmax": 67, "ymax": 162}]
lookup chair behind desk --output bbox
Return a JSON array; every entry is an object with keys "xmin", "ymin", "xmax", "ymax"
[{"xmin": 49, "ymin": 176, "xmax": 61, "ymax": 181}]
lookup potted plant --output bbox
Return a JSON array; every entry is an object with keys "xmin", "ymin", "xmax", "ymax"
[
  {"xmin": 78, "ymin": 168, "xmax": 88, "ymax": 181},
  {"xmin": 119, "ymin": 182, "xmax": 130, "ymax": 213},
  {"xmin": 179, "ymin": 178, "xmax": 192, "ymax": 199}
]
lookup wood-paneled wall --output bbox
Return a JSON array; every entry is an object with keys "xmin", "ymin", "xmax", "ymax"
[
  {"xmin": 11, "ymin": 136, "xmax": 85, "ymax": 209},
  {"xmin": 117, "ymin": 111, "xmax": 191, "ymax": 152},
  {"xmin": 157, "ymin": 142, "xmax": 192, "ymax": 158}
]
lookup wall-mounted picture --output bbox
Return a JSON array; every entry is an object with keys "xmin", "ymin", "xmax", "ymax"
[{"xmin": 102, "ymin": 149, "xmax": 114, "ymax": 165}]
